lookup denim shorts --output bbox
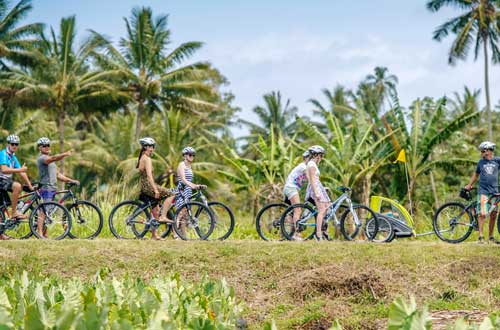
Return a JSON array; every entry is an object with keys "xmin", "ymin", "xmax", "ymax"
[{"xmin": 39, "ymin": 189, "xmax": 56, "ymax": 202}]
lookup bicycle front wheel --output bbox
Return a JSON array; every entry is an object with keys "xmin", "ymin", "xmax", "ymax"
[
  {"xmin": 369, "ymin": 214, "xmax": 394, "ymax": 243},
  {"xmin": 255, "ymin": 203, "xmax": 289, "ymax": 241},
  {"xmin": 433, "ymin": 202, "xmax": 473, "ymax": 243},
  {"xmin": 108, "ymin": 200, "xmax": 149, "ymax": 239},
  {"xmin": 67, "ymin": 201, "xmax": 104, "ymax": 239},
  {"xmin": 207, "ymin": 201, "xmax": 235, "ymax": 240},
  {"xmin": 280, "ymin": 203, "xmax": 317, "ymax": 241},
  {"xmin": 173, "ymin": 201, "xmax": 214, "ymax": 240},
  {"xmin": 29, "ymin": 202, "xmax": 71, "ymax": 240},
  {"xmin": 340, "ymin": 205, "xmax": 378, "ymax": 241}
]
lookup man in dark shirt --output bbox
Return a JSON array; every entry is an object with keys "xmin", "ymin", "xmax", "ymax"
[{"xmin": 465, "ymin": 141, "xmax": 500, "ymax": 243}]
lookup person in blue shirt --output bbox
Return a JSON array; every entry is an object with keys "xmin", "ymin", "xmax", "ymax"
[
  {"xmin": 465, "ymin": 141, "xmax": 500, "ymax": 243},
  {"xmin": 0, "ymin": 135, "xmax": 34, "ymax": 238}
]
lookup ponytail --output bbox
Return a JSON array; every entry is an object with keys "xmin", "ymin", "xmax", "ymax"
[{"xmin": 136, "ymin": 147, "xmax": 146, "ymax": 168}]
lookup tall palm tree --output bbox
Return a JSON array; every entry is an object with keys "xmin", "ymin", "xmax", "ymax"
[
  {"xmin": 0, "ymin": 16, "xmax": 124, "ymax": 171},
  {"xmin": 427, "ymin": 0, "xmax": 500, "ymax": 140},
  {"xmin": 91, "ymin": 7, "xmax": 223, "ymax": 139},
  {"xmin": 308, "ymin": 85, "xmax": 354, "ymax": 126},
  {"xmin": 0, "ymin": 0, "xmax": 43, "ymax": 68},
  {"xmin": 365, "ymin": 66, "xmax": 399, "ymax": 110},
  {"xmin": 239, "ymin": 91, "xmax": 298, "ymax": 143}
]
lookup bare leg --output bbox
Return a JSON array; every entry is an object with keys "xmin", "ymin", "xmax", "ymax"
[
  {"xmin": 159, "ymin": 196, "xmax": 174, "ymax": 221},
  {"xmin": 316, "ymin": 202, "xmax": 328, "ymax": 238},
  {"xmin": 489, "ymin": 211, "xmax": 497, "ymax": 239},
  {"xmin": 478, "ymin": 195, "xmax": 487, "ymax": 239},
  {"xmin": 288, "ymin": 194, "xmax": 303, "ymax": 240},
  {"xmin": 11, "ymin": 182, "xmax": 26, "ymax": 219},
  {"xmin": 151, "ymin": 205, "xmax": 161, "ymax": 240}
]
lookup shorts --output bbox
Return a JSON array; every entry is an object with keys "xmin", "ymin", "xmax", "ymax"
[
  {"xmin": 0, "ymin": 177, "xmax": 13, "ymax": 192},
  {"xmin": 40, "ymin": 189, "xmax": 56, "ymax": 202},
  {"xmin": 283, "ymin": 186, "xmax": 299, "ymax": 199},
  {"xmin": 476, "ymin": 194, "xmax": 494, "ymax": 214}
]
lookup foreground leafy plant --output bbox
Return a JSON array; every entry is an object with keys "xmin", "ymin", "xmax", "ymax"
[{"xmin": 0, "ymin": 271, "xmax": 242, "ymax": 329}]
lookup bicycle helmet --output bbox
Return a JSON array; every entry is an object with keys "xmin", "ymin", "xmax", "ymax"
[
  {"xmin": 6, "ymin": 134, "xmax": 20, "ymax": 144},
  {"xmin": 478, "ymin": 141, "xmax": 496, "ymax": 151},
  {"xmin": 308, "ymin": 145, "xmax": 325, "ymax": 155},
  {"xmin": 182, "ymin": 146, "xmax": 196, "ymax": 155},
  {"xmin": 37, "ymin": 137, "xmax": 51, "ymax": 146},
  {"xmin": 139, "ymin": 137, "xmax": 156, "ymax": 147},
  {"xmin": 302, "ymin": 150, "xmax": 310, "ymax": 158}
]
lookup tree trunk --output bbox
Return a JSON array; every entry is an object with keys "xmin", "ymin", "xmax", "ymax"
[
  {"xmin": 428, "ymin": 155, "xmax": 439, "ymax": 210},
  {"xmin": 135, "ymin": 101, "xmax": 144, "ymax": 140},
  {"xmin": 484, "ymin": 38, "xmax": 492, "ymax": 141},
  {"xmin": 361, "ymin": 174, "xmax": 372, "ymax": 207},
  {"xmin": 58, "ymin": 110, "xmax": 65, "ymax": 175}
]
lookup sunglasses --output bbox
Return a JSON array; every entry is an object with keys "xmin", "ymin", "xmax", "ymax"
[
  {"xmin": 40, "ymin": 144, "xmax": 50, "ymax": 148},
  {"xmin": 10, "ymin": 143, "xmax": 19, "ymax": 147},
  {"xmin": 481, "ymin": 149, "xmax": 492, "ymax": 153},
  {"xmin": 186, "ymin": 153, "xmax": 195, "ymax": 157}
]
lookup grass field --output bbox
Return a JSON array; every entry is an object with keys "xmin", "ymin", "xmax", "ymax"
[{"xmin": 1, "ymin": 239, "xmax": 500, "ymax": 329}]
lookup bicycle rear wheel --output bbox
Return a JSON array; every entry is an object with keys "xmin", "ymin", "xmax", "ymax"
[
  {"xmin": 340, "ymin": 205, "xmax": 378, "ymax": 241},
  {"xmin": 369, "ymin": 214, "xmax": 394, "ymax": 243},
  {"xmin": 207, "ymin": 201, "xmax": 235, "ymax": 240},
  {"xmin": 29, "ymin": 202, "xmax": 71, "ymax": 240},
  {"xmin": 433, "ymin": 202, "xmax": 473, "ymax": 243},
  {"xmin": 108, "ymin": 200, "xmax": 149, "ymax": 239},
  {"xmin": 173, "ymin": 201, "xmax": 214, "ymax": 240},
  {"xmin": 67, "ymin": 201, "xmax": 104, "ymax": 239},
  {"xmin": 255, "ymin": 203, "xmax": 289, "ymax": 241},
  {"xmin": 280, "ymin": 203, "xmax": 317, "ymax": 241}
]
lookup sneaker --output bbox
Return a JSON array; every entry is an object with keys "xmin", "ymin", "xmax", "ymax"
[
  {"xmin": 322, "ymin": 231, "xmax": 331, "ymax": 241},
  {"xmin": 478, "ymin": 236, "xmax": 485, "ymax": 244},
  {"xmin": 489, "ymin": 237, "xmax": 499, "ymax": 244},
  {"xmin": 313, "ymin": 233, "xmax": 326, "ymax": 241},
  {"xmin": 292, "ymin": 233, "xmax": 303, "ymax": 241}
]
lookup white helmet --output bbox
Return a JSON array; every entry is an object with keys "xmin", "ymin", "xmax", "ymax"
[
  {"xmin": 478, "ymin": 141, "xmax": 496, "ymax": 151},
  {"xmin": 6, "ymin": 134, "xmax": 20, "ymax": 144},
  {"xmin": 37, "ymin": 137, "xmax": 51, "ymax": 146},
  {"xmin": 182, "ymin": 146, "xmax": 196, "ymax": 155},
  {"xmin": 308, "ymin": 145, "xmax": 325, "ymax": 155},
  {"xmin": 302, "ymin": 150, "xmax": 310, "ymax": 158},
  {"xmin": 139, "ymin": 137, "xmax": 156, "ymax": 147}
]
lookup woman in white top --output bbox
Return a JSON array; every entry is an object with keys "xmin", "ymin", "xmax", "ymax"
[
  {"xmin": 305, "ymin": 145, "xmax": 330, "ymax": 240},
  {"xmin": 283, "ymin": 150, "xmax": 311, "ymax": 240}
]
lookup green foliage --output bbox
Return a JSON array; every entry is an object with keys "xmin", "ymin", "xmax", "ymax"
[{"xmin": 0, "ymin": 271, "xmax": 242, "ymax": 329}]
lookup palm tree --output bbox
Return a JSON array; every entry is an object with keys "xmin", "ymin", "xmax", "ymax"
[
  {"xmin": 0, "ymin": 16, "xmax": 124, "ymax": 171},
  {"xmin": 427, "ymin": 0, "xmax": 500, "ymax": 140},
  {"xmin": 239, "ymin": 91, "xmax": 298, "ymax": 143},
  {"xmin": 0, "ymin": 0, "xmax": 43, "ymax": 68},
  {"xmin": 308, "ymin": 85, "xmax": 354, "ymax": 126},
  {"xmin": 91, "ymin": 7, "xmax": 223, "ymax": 139},
  {"xmin": 365, "ymin": 66, "xmax": 399, "ymax": 110}
]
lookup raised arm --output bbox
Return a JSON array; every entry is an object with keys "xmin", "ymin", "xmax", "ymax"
[{"xmin": 43, "ymin": 150, "xmax": 72, "ymax": 164}]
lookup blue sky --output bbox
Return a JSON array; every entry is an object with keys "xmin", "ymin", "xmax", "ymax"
[{"xmin": 32, "ymin": 0, "xmax": 500, "ymax": 135}]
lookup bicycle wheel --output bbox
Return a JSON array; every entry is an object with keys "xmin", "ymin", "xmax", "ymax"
[
  {"xmin": 67, "ymin": 201, "xmax": 104, "ymax": 239},
  {"xmin": 108, "ymin": 200, "xmax": 149, "ymax": 239},
  {"xmin": 369, "ymin": 214, "xmax": 394, "ymax": 243},
  {"xmin": 340, "ymin": 204, "xmax": 378, "ymax": 241},
  {"xmin": 255, "ymin": 203, "xmax": 289, "ymax": 241},
  {"xmin": 173, "ymin": 201, "xmax": 214, "ymax": 240},
  {"xmin": 280, "ymin": 203, "xmax": 317, "ymax": 241},
  {"xmin": 3, "ymin": 205, "xmax": 33, "ymax": 239},
  {"xmin": 207, "ymin": 201, "xmax": 235, "ymax": 240},
  {"xmin": 322, "ymin": 204, "xmax": 348, "ymax": 240},
  {"xmin": 29, "ymin": 202, "xmax": 71, "ymax": 240},
  {"xmin": 433, "ymin": 202, "xmax": 473, "ymax": 243}
]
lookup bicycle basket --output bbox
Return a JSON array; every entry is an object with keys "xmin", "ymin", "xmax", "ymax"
[{"xmin": 459, "ymin": 188, "xmax": 472, "ymax": 201}]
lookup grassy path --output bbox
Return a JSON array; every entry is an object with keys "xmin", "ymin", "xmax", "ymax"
[{"xmin": 0, "ymin": 240, "xmax": 499, "ymax": 329}]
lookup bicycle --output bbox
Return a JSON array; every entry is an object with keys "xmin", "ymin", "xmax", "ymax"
[
  {"xmin": 433, "ymin": 188, "xmax": 500, "ymax": 243},
  {"xmin": 108, "ymin": 187, "xmax": 215, "ymax": 240},
  {"xmin": 55, "ymin": 182, "xmax": 104, "ymax": 239},
  {"xmin": 280, "ymin": 186, "xmax": 378, "ymax": 241},
  {"xmin": 0, "ymin": 185, "xmax": 72, "ymax": 240},
  {"xmin": 190, "ymin": 189, "xmax": 235, "ymax": 240}
]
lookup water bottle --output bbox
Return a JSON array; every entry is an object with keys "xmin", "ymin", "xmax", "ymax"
[{"xmin": 16, "ymin": 201, "xmax": 25, "ymax": 212}]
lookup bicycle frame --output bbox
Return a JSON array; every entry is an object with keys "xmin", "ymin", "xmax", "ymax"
[{"xmin": 296, "ymin": 191, "xmax": 354, "ymax": 228}]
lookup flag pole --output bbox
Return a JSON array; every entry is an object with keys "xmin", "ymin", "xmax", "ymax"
[{"xmin": 404, "ymin": 161, "xmax": 413, "ymax": 217}]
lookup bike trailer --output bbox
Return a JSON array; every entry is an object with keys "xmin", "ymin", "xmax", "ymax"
[{"xmin": 376, "ymin": 213, "xmax": 413, "ymax": 238}]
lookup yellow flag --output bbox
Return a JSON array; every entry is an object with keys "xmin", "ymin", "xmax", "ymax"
[{"xmin": 393, "ymin": 149, "xmax": 406, "ymax": 163}]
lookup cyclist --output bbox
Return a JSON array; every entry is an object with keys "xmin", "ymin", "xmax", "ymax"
[
  {"xmin": 0, "ymin": 135, "xmax": 34, "ymax": 236},
  {"xmin": 283, "ymin": 150, "xmax": 311, "ymax": 240},
  {"xmin": 136, "ymin": 137, "xmax": 174, "ymax": 240},
  {"xmin": 305, "ymin": 145, "xmax": 330, "ymax": 241},
  {"xmin": 175, "ymin": 146, "xmax": 206, "ymax": 210},
  {"xmin": 465, "ymin": 141, "xmax": 500, "ymax": 243},
  {"xmin": 36, "ymin": 137, "xmax": 79, "ymax": 237}
]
